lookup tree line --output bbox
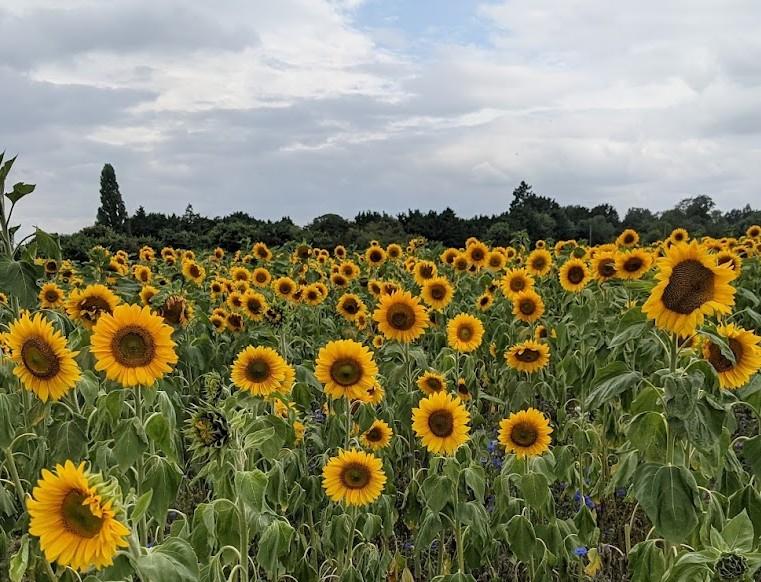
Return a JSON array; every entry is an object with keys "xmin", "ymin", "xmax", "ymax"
[{"xmin": 58, "ymin": 164, "xmax": 761, "ymax": 259}]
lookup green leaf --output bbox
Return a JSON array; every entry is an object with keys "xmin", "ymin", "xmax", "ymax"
[
  {"xmin": 609, "ymin": 308, "xmax": 651, "ymax": 348},
  {"xmin": 520, "ymin": 472, "xmax": 549, "ymax": 510},
  {"xmin": 77, "ymin": 370, "xmax": 101, "ymax": 407},
  {"xmin": 132, "ymin": 490, "xmax": 154, "ymax": 523},
  {"xmin": 6, "ymin": 182, "xmax": 35, "ymax": 204},
  {"xmin": 743, "ymin": 435, "xmax": 761, "ymax": 479},
  {"xmin": 113, "ymin": 418, "xmax": 148, "ymax": 471},
  {"xmin": 506, "ymin": 515, "xmax": 536, "ymax": 563},
  {"xmin": 9, "ymin": 534, "xmax": 29, "ymax": 582},
  {"xmin": 586, "ymin": 362, "xmax": 641, "ymax": 410},
  {"xmin": 144, "ymin": 457, "xmax": 182, "ymax": 525},
  {"xmin": 721, "ymin": 510, "xmax": 755, "ymax": 553},
  {"xmin": 462, "ymin": 465, "xmax": 485, "ymax": 504},
  {"xmin": 627, "ymin": 412, "xmax": 667, "ymax": 462},
  {"xmin": 628, "ymin": 540, "xmax": 666, "ymax": 582},
  {"xmin": 33, "ymin": 228, "xmax": 60, "ymax": 262},
  {"xmin": 136, "ymin": 538, "xmax": 200, "ymax": 582},
  {"xmin": 244, "ymin": 425, "xmax": 276, "ymax": 452},
  {"xmin": 50, "ymin": 419, "xmax": 88, "ymax": 465},
  {"xmin": 0, "ymin": 256, "xmax": 41, "ymax": 308},
  {"xmin": 421, "ymin": 473, "xmax": 451, "ymax": 514},
  {"xmin": 0, "ymin": 392, "xmax": 19, "ymax": 448},
  {"xmin": 235, "ymin": 470, "xmax": 268, "ymax": 513},
  {"xmin": 144, "ymin": 412, "xmax": 176, "ymax": 462},
  {"xmin": 256, "ymin": 519, "xmax": 294, "ymax": 577}
]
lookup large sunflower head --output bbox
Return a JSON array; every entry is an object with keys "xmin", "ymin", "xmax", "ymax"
[
  {"xmin": 360, "ymin": 420, "xmax": 393, "ymax": 450},
  {"xmin": 372, "ymin": 290, "xmax": 429, "ymax": 343},
  {"xmin": 702, "ymin": 324, "xmax": 761, "ymax": 390},
  {"xmin": 511, "ymin": 289, "xmax": 545, "ymax": 323},
  {"xmin": 615, "ymin": 249, "xmax": 653, "ymax": 280},
  {"xmin": 526, "ymin": 249, "xmax": 553, "ymax": 277},
  {"xmin": 315, "ymin": 339, "xmax": 379, "ymax": 400},
  {"xmin": 412, "ymin": 391, "xmax": 471, "ymax": 455},
  {"xmin": 501, "ymin": 268, "xmax": 535, "ymax": 299},
  {"xmin": 8, "ymin": 312, "xmax": 81, "ymax": 402},
  {"xmin": 242, "ymin": 291, "xmax": 268, "ymax": 321},
  {"xmin": 231, "ymin": 346, "xmax": 288, "ymax": 397},
  {"xmin": 322, "ymin": 449, "xmax": 387, "ymax": 506},
  {"xmin": 39, "ymin": 282, "xmax": 65, "ymax": 309},
  {"xmin": 591, "ymin": 251, "xmax": 618, "ymax": 283},
  {"xmin": 498, "ymin": 408, "xmax": 553, "ymax": 459},
  {"xmin": 90, "ymin": 304, "xmax": 178, "ymax": 387},
  {"xmin": 642, "ymin": 241, "xmax": 737, "ymax": 337},
  {"xmin": 421, "ymin": 276, "xmax": 454, "ymax": 310},
  {"xmin": 559, "ymin": 258, "xmax": 591, "ymax": 292},
  {"xmin": 66, "ymin": 284, "xmax": 121, "ymax": 330},
  {"xmin": 27, "ymin": 461, "xmax": 130, "ymax": 572},
  {"xmin": 446, "ymin": 313, "xmax": 484, "ymax": 353},
  {"xmin": 504, "ymin": 340, "xmax": 550, "ymax": 374}
]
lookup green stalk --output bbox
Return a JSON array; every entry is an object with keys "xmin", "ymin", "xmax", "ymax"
[
  {"xmin": 4, "ymin": 446, "xmax": 25, "ymax": 508},
  {"xmin": 236, "ymin": 494, "xmax": 250, "ymax": 582},
  {"xmin": 133, "ymin": 387, "xmax": 148, "ymax": 546}
]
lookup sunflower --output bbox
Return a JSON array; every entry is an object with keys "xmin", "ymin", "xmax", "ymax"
[
  {"xmin": 716, "ymin": 251, "xmax": 742, "ymax": 272},
  {"xmin": 702, "ymin": 324, "xmax": 761, "ymax": 390},
  {"xmin": 140, "ymin": 246, "xmax": 156, "ymax": 262},
  {"xmin": 501, "ymin": 268, "xmax": 535, "ymax": 299},
  {"xmin": 452, "ymin": 253, "xmax": 469, "ymax": 273},
  {"xmin": 446, "ymin": 313, "xmax": 484, "ymax": 353},
  {"xmin": 39, "ymin": 282, "xmax": 65, "ymax": 309},
  {"xmin": 421, "ymin": 276, "xmax": 454, "ymax": 310},
  {"xmin": 642, "ymin": 241, "xmax": 736, "ymax": 337},
  {"xmin": 386, "ymin": 243, "xmax": 403, "ymax": 260},
  {"xmin": 331, "ymin": 273, "xmax": 349, "ymax": 288},
  {"xmin": 526, "ymin": 249, "xmax": 552, "ymax": 277},
  {"xmin": 505, "ymin": 340, "xmax": 550, "ymax": 374},
  {"xmin": 616, "ymin": 229, "xmax": 639, "ymax": 247},
  {"xmin": 669, "ymin": 228, "xmax": 689, "ymax": 244},
  {"xmin": 511, "ymin": 289, "xmax": 545, "ymax": 323},
  {"xmin": 230, "ymin": 346, "xmax": 288, "ymax": 397},
  {"xmin": 337, "ymin": 293, "xmax": 366, "ymax": 321},
  {"xmin": 465, "ymin": 241, "xmax": 489, "ymax": 267},
  {"xmin": 340, "ymin": 261, "xmax": 360, "ymax": 279},
  {"xmin": 157, "ymin": 295, "xmax": 193, "ymax": 327},
  {"xmin": 182, "ymin": 260, "xmax": 206, "ymax": 284},
  {"xmin": 90, "ymin": 304, "xmax": 178, "ymax": 387},
  {"xmin": 132, "ymin": 265, "xmax": 152, "ymax": 285},
  {"xmin": 210, "ymin": 314, "xmax": 227, "ymax": 332},
  {"xmin": 486, "ymin": 251, "xmax": 507, "ymax": 271},
  {"xmin": 249, "ymin": 267, "xmax": 271, "ymax": 288},
  {"xmin": 412, "ymin": 391, "xmax": 471, "ymax": 455},
  {"xmin": 373, "ymin": 290, "xmax": 429, "ymax": 343},
  {"xmin": 591, "ymin": 251, "xmax": 617, "ymax": 283},
  {"xmin": 440, "ymin": 248, "xmax": 459, "ymax": 265},
  {"xmin": 322, "ymin": 449, "xmax": 386, "ymax": 506},
  {"xmin": 456, "ymin": 378, "xmax": 472, "ymax": 401},
  {"xmin": 271, "ymin": 277, "xmax": 297, "ymax": 300},
  {"xmin": 360, "ymin": 420, "xmax": 393, "ymax": 450},
  {"xmin": 413, "ymin": 260, "xmax": 438, "ymax": 286},
  {"xmin": 315, "ymin": 339, "xmax": 379, "ymax": 400},
  {"xmin": 747, "ymin": 225, "xmax": 761, "ymax": 240},
  {"xmin": 559, "ymin": 258, "xmax": 592, "ymax": 292},
  {"xmin": 615, "ymin": 249, "xmax": 653, "ymax": 280},
  {"xmin": 66, "ymin": 284, "xmax": 121, "ymax": 330},
  {"xmin": 242, "ymin": 291, "xmax": 268, "ymax": 321},
  {"xmin": 27, "ymin": 461, "xmax": 130, "ymax": 572},
  {"xmin": 229, "ymin": 266, "xmax": 250, "ymax": 283},
  {"xmin": 252, "ymin": 242, "xmax": 272, "ymax": 262},
  {"xmin": 365, "ymin": 246, "xmax": 387, "ymax": 267},
  {"xmin": 498, "ymin": 408, "xmax": 552, "ymax": 459},
  {"xmin": 139, "ymin": 285, "xmax": 158, "ymax": 306},
  {"xmin": 476, "ymin": 292, "xmax": 493, "ymax": 311},
  {"xmin": 8, "ymin": 313, "xmax": 81, "ymax": 402},
  {"xmin": 302, "ymin": 284, "xmax": 325, "ymax": 306}
]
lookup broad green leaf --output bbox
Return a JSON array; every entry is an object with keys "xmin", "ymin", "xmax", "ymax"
[
  {"xmin": 136, "ymin": 538, "xmax": 200, "ymax": 582},
  {"xmin": 421, "ymin": 473, "xmax": 451, "ymax": 514},
  {"xmin": 144, "ymin": 412, "xmax": 176, "ymax": 461},
  {"xmin": 0, "ymin": 256, "xmax": 41, "ymax": 307},
  {"xmin": 7, "ymin": 182, "xmax": 35, "ymax": 204},
  {"xmin": 721, "ymin": 510, "xmax": 755, "ymax": 553},
  {"xmin": 34, "ymin": 228, "xmax": 60, "ymax": 262},
  {"xmin": 586, "ymin": 362, "xmax": 641, "ymax": 410},
  {"xmin": 9, "ymin": 534, "xmax": 29, "ymax": 582},
  {"xmin": 506, "ymin": 515, "xmax": 536, "ymax": 563},
  {"xmin": 520, "ymin": 472, "xmax": 549, "ymax": 510},
  {"xmin": 144, "ymin": 457, "xmax": 182, "ymax": 525},
  {"xmin": 132, "ymin": 490, "xmax": 154, "ymax": 523},
  {"xmin": 628, "ymin": 412, "xmax": 667, "ymax": 461},
  {"xmin": 235, "ymin": 470, "xmax": 268, "ymax": 513},
  {"xmin": 462, "ymin": 465, "xmax": 485, "ymax": 504},
  {"xmin": 113, "ymin": 418, "xmax": 148, "ymax": 471},
  {"xmin": 0, "ymin": 392, "xmax": 19, "ymax": 448},
  {"xmin": 628, "ymin": 540, "xmax": 666, "ymax": 582},
  {"xmin": 256, "ymin": 519, "xmax": 294, "ymax": 577}
]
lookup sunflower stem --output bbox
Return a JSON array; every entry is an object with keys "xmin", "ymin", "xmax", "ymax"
[
  {"xmin": 346, "ymin": 505, "xmax": 358, "ymax": 569},
  {"xmin": 133, "ymin": 387, "xmax": 148, "ymax": 546},
  {"xmin": 4, "ymin": 446, "xmax": 25, "ymax": 508},
  {"xmin": 43, "ymin": 557, "xmax": 58, "ymax": 581},
  {"xmin": 345, "ymin": 397, "xmax": 351, "ymax": 450},
  {"xmin": 236, "ymin": 491, "xmax": 250, "ymax": 582}
]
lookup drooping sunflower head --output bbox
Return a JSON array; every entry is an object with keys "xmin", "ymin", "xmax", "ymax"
[
  {"xmin": 511, "ymin": 289, "xmax": 545, "ymax": 323},
  {"xmin": 90, "ymin": 304, "xmax": 179, "ymax": 387},
  {"xmin": 559, "ymin": 258, "xmax": 591, "ymax": 292},
  {"xmin": 360, "ymin": 420, "xmax": 393, "ymax": 450},
  {"xmin": 185, "ymin": 405, "xmax": 231, "ymax": 462},
  {"xmin": 372, "ymin": 290, "xmax": 429, "ymax": 343},
  {"xmin": 446, "ymin": 313, "xmax": 484, "ymax": 353},
  {"xmin": 498, "ymin": 408, "xmax": 553, "ymax": 459},
  {"xmin": 315, "ymin": 339, "xmax": 379, "ymax": 400},
  {"xmin": 412, "ymin": 391, "xmax": 471, "ymax": 455},
  {"xmin": 66, "ymin": 284, "xmax": 121, "ymax": 330},
  {"xmin": 231, "ymin": 346, "xmax": 288, "ymax": 397},
  {"xmin": 501, "ymin": 268, "xmax": 535, "ymax": 299},
  {"xmin": 504, "ymin": 339, "xmax": 550, "ymax": 374},
  {"xmin": 39, "ymin": 282, "xmax": 65, "ymax": 309},
  {"xmin": 421, "ymin": 276, "xmax": 454, "ymax": 310},
  {"xmin": 322, "ymin": 449, "xmax": 387, "ymax": 507},
  {"xmin": 702, "ymin": 324, "xmax": 761, "ymax": 390},
  {"xmin": 8, "ymin": 312, "xmax": 81, "ymax": 402},
  {"xmin": 526, "ymin": 249, "xmax": 553, "ymax": 277},
  {"xmin": 27, "ymin": 461, "xmax": 130, "ymax": 572},
  {"xmin": 642, "ymin": 241, "xmax": 737, "ymax": 337},
  {"xmin": 615, "ymin": 249, "xmax": 653, "ymax": 280}
]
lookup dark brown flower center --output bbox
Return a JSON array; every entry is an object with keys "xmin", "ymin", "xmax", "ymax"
[
  {"xmin": 45, "ymin": 291, "xmax": 60, "ymax": 302},
  {"xmin": 365, "ymin": 427, "xmax": 383, "ymax": 442},
  {"xmin": 189, "ymin": 265, "xmax": 201, "ymax": 278},
  {"xmin": 425, "ymin": 377, "xmax": 443, "ymax": 392},
  {"xmin": 516, "ymin": 348, "xmax": 541, "ymax": 363},
  {"xmin": 510, "ymin": 422, "xmax": 539, "ymax": 448},
  {"xmin": 246, "ymin": 359, "xmax": 271, "ymax": 382},
  {"xmin": 340, "ymin": 463, "xmax": 371, "ymax": 489},
  {"xmin": 342, "ymin": 299, "xmax": 359, "ymax": 314},
  {"xmin": 510, "ymin": 277, "xmax": 526, "ymax": 292},
  {"xmin": 418, "ymin": 264, "xmax": 435, "ymax": 279},
  {"xmin": 598, "ymin": 259, "xmax": 616, "ymax": 277},
  {"xmin": 470, "ymin": 248, "xmax": 485, "ymax": 262},
  {"xmin": 531, "ymin": 258, "xmax": 546, "ymax": 270},
  {"xmin": 661, "ymin": 259, "xmax": 715, "ymax": 315},
  {"xmin": 369, "ymin": 250, "xmax": 383, "ymax": 262},
  {"xmin": 430, "ymin": 285, "xmax": 446, "ymax": 300},
  {"xmin": 159, "ymin": 296, "xmax": 186, "ymax": 324},
  {"xmin": 387, "ymin": 303, "xmax": 416, "ymax": 331},
  {"xmin": 61, "ymin": 490, "xmax": 104, "ymax": 538},
  {"xmin": 330, "ymin": 358, "xmax": 363, "ymax": 386},
  {"xmin": 428, "ymin": 410, "xmax": 455, "ymax": 438},
  {"xmin": 623, "ymin": 234, "xmax": 635, "ymax": 245},
  {"xmin": 255, "ymin": 273, "xmax": 268, "ymax": 283},
  {"xmin": 246, "ymin": 298, "xmax": 264, "ymax": 314},
  {"xmin": 457, "ymin": 324, "xmax": 473, "ymax": 341},
  {"xmin": 707, "ymin": 338, "xmax": 743, "ymax": 373},
  {"xmin": 80, "ymin": 297, "xmax": 112, "ymax": 322},
  {"xmin": 624, "ymin": 257, "xmax": 644, "ymax": 272},
  {"xmin": 21, "ymin": 338, "xmax": 60, "ymax": 379},
  {"xmin": 567, "ymin": 266, "xmax": 585, "ymax": 284},
  {"xmin": 519, "ymin": 299, "xmax": 536, "ymax": 315},
  {"xmin": 112, "ymin": 326, "xmax": 155, "ymax": 368}
]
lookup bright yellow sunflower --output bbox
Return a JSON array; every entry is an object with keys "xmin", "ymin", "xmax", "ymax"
[
  {"xmin": 365, "ymin": 246, "xmax": 387, "ymax": 267},
  {"xmin": 315, "ymin": 339, "xmax": 379, "ymax": 400},
  {"xmin": 412, "ymin": 391, "xmax": 471, "ymax": 455},
  {"xmin": 373, "ymin": 290, "xmax": 429, "ymax": 343},
  {"xmin": 716, "ymin": 251, "xmax": 742, "ymax": 272},
  {"xmin": 486, "ymin": 250, "xmax": 507, "ymax": 272},
  {"xmin": 421, "ymin": 276, "xmax": 454, "ymax": 310},
  {"xmin": 446, "ymin": 313, "xmax": 484, "ymax": 353},
  {"xmin": 498, "ymin": 408, "xmax": 553, "ymax": 459},
  {"xmin": 231, "ymin": 346, "xmax": 288, "ymax": 397},
  {"xmin": 251, "ymin": 267, "xmax": 272, "ymax": 287},
  {"xmin": 669, "ymin": 228, "xmax": 689, "ymax": 244},
  {"xmin": 252, "ymin": 242, "xmax": 272, "ymax": 262},
  {"xmin": 27, "ymin": 461, "xmax": 130, "ymax": 572},
  {"xmin": 591, "ymin": 251, "xmax": 618, "ymax": 283},
  {"xmin": 413, "ymin": 260, "xmax": 438, "ymax": 286},
  {"xmin": 322, "ymin": 449, "xmax": 387, "ymax": 506},
  {"xmin": 273, "ymin": 277, "xmax": 298, "ymax": 300},
  {"xmin": 181, "ymin": 260, "xmax": 206, "ymax": 284},
  {"xmin": 746, "ymin": 225, "xmax": 761, "ymax": 240},
  {"xmin": 360, "ymin": 420, "xmax": 393, "ymax": 450},
  {"xmin": 139, "ymin": 285, "xmax": 158, "ymax": 306},
  {"xmin": 66, "ymin": 284, "xmax": 121, "ymax": 330},
  {"xmin": 337, "ymin": 293, "xmax": 366, "ymax": 321},
  {"xmin": 511, "ymin": 289, "xmax": 545, "ymax": 323},
  {"xmin": 417, "ymin": 371, "xmax": 447, "ymax": 395},
  {"xmin": 90, "ymin": 304, "xmax": 178, "ymax": 387},
  {"xmin": 642, "ymin": 241, "xmax": 736, "ymax": 337},
  {"xmin": 504, "ymin": 340, "xmax": 550, "ymax": 374},
  {"xmin": 526, "ymin": 249, "xmax": 553, "ymax": 277},
  {"xmin": 8, "ymin": 312, "xmax": 81, "ymax": 402},
  {"xmin": 387, "ymin": 243, "xmax": 403, "ymax": 260},
  {"xmin": 615, "ymin": 249, "xmax": 653, "ymax": 280},
  {"xmin": 39, "ymin": 282, "xmax": 65, "ymax": 309},
  {"xmin": 702, "ymin": 324, "xmax": 761, "ymax": 390},
  {"xmin": 242, "ymin": 291, "xmax": 268, "ymax": 321},
  {"xmin": 465, "ymin": 241, "xmax": 489, "ymax": 267},
  {"xmin": 616, "ymin": 229, "xmax": 639, "ymax": 247},
  {"xmin": 501, "ymin": 268, "xmax": 535, "ymax": 299},
  {"xmin": 559, "ymin": 258, "xmax": 592, "ymax": 292}
]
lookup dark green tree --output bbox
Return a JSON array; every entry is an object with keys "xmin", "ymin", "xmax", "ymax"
[{"xmin": 96, "ymin": 163, "xmax": 128, "ymax": 233}]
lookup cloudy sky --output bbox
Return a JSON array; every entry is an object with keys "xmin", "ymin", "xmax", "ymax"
[{"xmin": 2, "ymin": 0, "xmax": 760, "ymax": 235}]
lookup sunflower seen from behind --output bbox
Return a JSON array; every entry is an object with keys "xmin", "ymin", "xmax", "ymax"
[
  {"xmin": 322, "ymin": 449, "xmax": 387, "ymax": 506},
  {"xmin": 231, "ymin": 346, "xmax": 288, "ymax": 397},
  {"xmin": 90, "ymin": 304, "xmax": 178, "ymax": 387},
  {"xmin": 498, "ymin": 408, "xmax": 552, "ymax": 459},
  {"xmin": 8, "ymin": 312, "xmax": 81, "ymax": 402},
  {"xmin": 702, "ymin": 324, "xmax": 761, "ymax": 390},
  {"xmin": 27, "ymin": 461, "xmax": 130, "ymax": 572},
  {"xmin": 315, "ymin": 339, "xmax": 378, "ymax": 400},
  {"xmin": 373, "ymin": 290, "xmax": 428, "ymax": 343},
  {"xmin": 642, "ymin": 241, "xmax": 736, "ymax": 337},
  {"xmin": 412, "ymin": 391, "xmax": 470, "ymax": 455},
  {"xmin": 446, "ymin": 313, "xmax": 484, "ymax": 353}
]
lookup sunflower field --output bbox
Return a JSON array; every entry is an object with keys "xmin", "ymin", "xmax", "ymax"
[{"xmin": 2, "ymin": 160, "xmax": 761, "ymax": 582}]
